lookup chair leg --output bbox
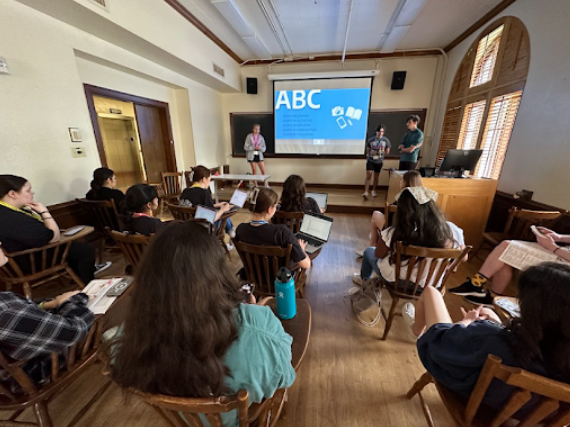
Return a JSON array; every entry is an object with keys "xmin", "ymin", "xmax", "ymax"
[
  {"xmin": 23, "ymin": 281, "xmax": 32, "ymax": 299},
  {"xmin": 66, "ymin": 266, "xmax": 85, "ymax": 290},
  {"xmin": 469, "ymin": 240, "xmax": 487, "ymax": 263},
  {"xmin": 381, "ymin": 296, "xmax": 399, "ymax": 341},
  {"xmin": 33, "ymin": 402, "xmax": 53, "ymax": 427},
  {"xmin": 406, "ymin": 372, "xmax": 433, "ymax": 398},
  {"xmin": 418, "ymin": 392, "xmax": 436, "ymax": 427}
]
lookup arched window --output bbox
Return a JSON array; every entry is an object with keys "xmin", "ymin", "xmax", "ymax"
[{"xmin": 436, "ymin": 17, "xmax": 530, "ymax": 179}]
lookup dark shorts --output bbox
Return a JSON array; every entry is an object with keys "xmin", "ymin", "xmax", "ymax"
[
  {"xmin": 248, "ymin": 155, "xmax": 261, "ymax": 163},
  {"xmin": 366, "ymin": 160, "xmax": 383, "ymax": 173},
  {"xmin": 399, "ymin": 160, "xmax": 418, "ymax": 171}
]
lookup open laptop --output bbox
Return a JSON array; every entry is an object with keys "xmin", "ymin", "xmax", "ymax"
[
  {"xmin": 229, "ymin": 189, "xmax": 248, "ymax": 211},
  {"xmin": 295, "ymin": 212, "xmax": 334, "ymax": 254},
  {"xmin": 195, "ymin": 205, "xmax": 217, "ymax": 224},
  {"xmin": 306, "ymin": 192, "xmax": 328, "ymax": 210}
]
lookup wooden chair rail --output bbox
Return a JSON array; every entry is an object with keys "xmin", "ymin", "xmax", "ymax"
[{"xmin": 272, "ymin": 211, "xmax": 304, "ymax": 234}]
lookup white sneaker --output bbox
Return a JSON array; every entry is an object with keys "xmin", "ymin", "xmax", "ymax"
[
  {"xmin": 402, "ymin": 302, "xmax": 418, "ymax": 339},
  {"xmin": 352, "ymin": 273, "xmax": 363, "ymax": 286},
  {"xmin": 355, "ymin": 249, "xmax": 364, "ymax": 257},
  {"xmin": 94, "ymin": 261, "xmax": 112, "ymax": 276},
  {"xmin": 362, "ymin": 192, "xmax": 369, "ymax": 200},
  {"xmin": 226, "ymin": 243, "xmax": 234, "ymax": 251},
  {"xmin": 371, "ymin": 190, "xmax": 377, "ymax": 197},
  {"xmin": 228, "ymin": 228, "xmax": 236, "ymax": 239}
]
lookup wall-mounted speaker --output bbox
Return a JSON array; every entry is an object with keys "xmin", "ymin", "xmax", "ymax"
[
  {"xmin": 246, "ymin": 77, "xmax": 258, "ymax": 95},
  {"xmin": 391, "ymin": 71, "xmax": 407, "ymax": 90}
]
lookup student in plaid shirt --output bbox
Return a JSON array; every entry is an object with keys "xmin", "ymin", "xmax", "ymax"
[{"xmin": 0, "ymin": 242, "xmax": 94, "ymax": 389}]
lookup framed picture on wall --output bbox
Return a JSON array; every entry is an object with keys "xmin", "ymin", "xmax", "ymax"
[{"xmin": 69, "ymin": 127, "xmax": 82, "ymax": 142}]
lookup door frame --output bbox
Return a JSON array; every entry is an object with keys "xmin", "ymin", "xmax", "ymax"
[{"xmin": 83, "ymin": 84, "xmax": 177, "ymax": 174}]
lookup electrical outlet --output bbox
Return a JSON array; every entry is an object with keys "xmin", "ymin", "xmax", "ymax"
[{"xmin": 71, "ymin": 146, "xmax": 86, "ymax": 158}]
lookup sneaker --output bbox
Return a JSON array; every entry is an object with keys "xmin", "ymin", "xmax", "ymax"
[
  {"xmin": 228, "ymin": 228, "xmax": 236, "ymax": 239},
  {"xmin": 402, "ymin": 302, "xmax": 418, "ymax": 339},
  {"xmin": 94, "ymin": 261, "xmax": 112, "ymax": 276},
  {"xmin": 352, "ymin": 273, "xmax": 363, "ymax": 287},
  {"xmin": 464, "ymin": 291, "xmax": 495, "ymax": 307},
  {"xmin": 371, "ymin": 190, "xmax": 377, "ymax": 197},
  {"xmin": 448, "ymin": 278, "xmax": 486, "ymax": 297},
  {"xmin": 355, "ymin": 249, "xmax": 364, "ymax": 257},
  {"xmin": 362, "ymin": 192, "xmax": 369, "ymax": 200},
  {"xmin": 226, "ymin": 243, "xmax": 234, "ymax": 251}
]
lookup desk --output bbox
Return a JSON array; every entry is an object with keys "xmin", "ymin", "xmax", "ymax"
[
  {"xmin": 211, "ymin": 174, "xmax": 270, "ymax": 203},
  {"xmin": 387, "ymin": 173, "xmax": 498, "ymax": 246}
]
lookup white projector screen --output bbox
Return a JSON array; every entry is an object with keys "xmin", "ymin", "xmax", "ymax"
[{"xmin": 274, "ymin": 77, "xmax": 372, "ymax": 155}]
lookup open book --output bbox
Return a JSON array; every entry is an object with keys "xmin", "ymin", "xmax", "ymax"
[
  {"xmin": 498, "ymin": 241, "xmax": 568, "ymax": 271},
  {"xmin": 82, "ymin": 277, "xmax": 132, "ymax": 315}
]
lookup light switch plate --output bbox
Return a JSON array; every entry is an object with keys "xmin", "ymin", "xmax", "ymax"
[{"xmin": 71, "ymin": 146, "xmax": 86, "ymax": 158}]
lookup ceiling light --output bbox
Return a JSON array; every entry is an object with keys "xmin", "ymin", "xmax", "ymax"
[{"xmin": 381, "ymin": 25, "xmax": 411, "ymax": 53}]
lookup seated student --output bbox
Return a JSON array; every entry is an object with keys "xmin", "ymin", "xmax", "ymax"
[
  {"xmin": 122, "ymin": 184, "xmax": 164, "ymax": 236},
  {"xmin": 0, "ymin": 175, "xmax": 109, "ymax": 283},
  {"xmin": 0, "ymin": 241, "xmax": 95, "ymax": 391},
  {"xmin": 450, "ymin": 226, "xmax": 570, "ymax": 306},
  {"xmin": 403, "ymin": 262, "xmax": 570, "ymax": 411},
  {"xmin": 235, "ymin": 188, "xmax": 311, "ymax": 270},
  {"xmin": 86, "ymin": 168, "xmax": 125, "ymax": 207},
  {"xmin": 180, "ymin": 165, "xmax": 235, "ymax": 238},
  {"xmin": 109, "ymin": 222, "xmax": 295, "ymax": 427},
  {"xmin": 353, "ymin": 186, "xmax": 464, "ymax": 287},
  {"xmin": 356, "ymin": 170, "xmax": 423, "ymax": 257},
  {"xmin": 279, "ymin": 174, "xmax": 323, "ymax": 214}
]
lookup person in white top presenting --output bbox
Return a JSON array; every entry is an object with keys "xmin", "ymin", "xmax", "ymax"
[{"xmin": 244, "ymin": 124, "xmax": 267, "ymax": 176}]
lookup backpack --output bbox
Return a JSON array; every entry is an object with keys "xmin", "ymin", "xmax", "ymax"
[{"xmin": 350, "ymin": 277, "xmax": 383, "ymax": 327}]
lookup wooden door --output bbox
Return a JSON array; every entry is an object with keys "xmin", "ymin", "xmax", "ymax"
[{"xmin": 134, "ymin": 104, "xmax": 175, "ymax": 184}]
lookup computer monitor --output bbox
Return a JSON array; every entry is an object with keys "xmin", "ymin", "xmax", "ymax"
[{"xmin": 439, "ymin": 149, "xmax": 483, "ymax": 177}]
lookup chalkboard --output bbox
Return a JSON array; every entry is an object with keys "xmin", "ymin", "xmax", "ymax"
[{"xmin": 230, "ymin": 109, "xmax": 426, "ymax": 158}]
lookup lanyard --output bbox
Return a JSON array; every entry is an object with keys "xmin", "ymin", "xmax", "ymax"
[
  {"xmin": 191, "ymin": 184, "xmax": 203, "ymax": 188},
  {"xmin": 252, "ymin": 134, "xmax": 260, "ymax": 149},
  {"xmin": 372, "ymin": 138, "xmax": 382, "ymax": 151},
  {"xmin": 0, "ymin": 201, "xmax": 42, "ymax": 221},
  {"xmin": 250, "ymin": 220, "xmax": 268, "ymax": 225},
  {"xmin": 132, "ymin": 213, "xmax": 152, "ymax": 218}
]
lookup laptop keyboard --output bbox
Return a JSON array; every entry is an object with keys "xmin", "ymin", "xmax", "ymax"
[{"xmin": 296, "ymin": 233, "xmax": 322, "ymax": 247}]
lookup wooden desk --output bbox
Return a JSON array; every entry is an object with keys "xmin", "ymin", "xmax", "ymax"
[
  {"xmin": 387, "ymin": 174, "xmax": 498, "ymax": 246},
  {"xmin": 211, "ymin": 174, "xmax": 270, "ymax": 203}
]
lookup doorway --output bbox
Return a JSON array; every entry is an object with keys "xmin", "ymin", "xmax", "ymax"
[{"xmin": 84, "ymin": 85, "xmax": 177, "ymax": 186}]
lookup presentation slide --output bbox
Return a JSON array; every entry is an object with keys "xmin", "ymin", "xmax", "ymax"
[{"xmin": 274, "ymin": 78, "xmax": 372, "ymax": 155}]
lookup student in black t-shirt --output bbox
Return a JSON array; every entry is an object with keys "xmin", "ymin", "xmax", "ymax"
[
  {"xmin": 86, "ymin": 168, "xmax": 125, "ymax": 208},
  {"xmin": 122, "ymin": 184, "xmax": 165, "ymax": 236},
  {"xmin": 235, "ymin": 187, "xmax": 311, "ymax": 270},
  {"xmin": 179, "ymin": 165, "xmax": 235, "ymax": 237},
  {"xmin": 0, "ymin": 175, "xmax": 107, "ymax": 284},
  {"xmin": 279, "ymin": 175, "xmax": 323, "ymax": 214}
]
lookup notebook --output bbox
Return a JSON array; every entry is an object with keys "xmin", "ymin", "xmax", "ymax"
[
  {"xmin": 306, "ymin": 192, "xmax": 328, "ymax": 210},
  {"xmin": 295, "ymin": 213, "xmax": 334, "ymax": 254},
  {"xmin": 195, "ymin": 205, "xmax": 217, "ymax": 224}
]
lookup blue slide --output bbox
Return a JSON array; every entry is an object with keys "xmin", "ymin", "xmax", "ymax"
[{"xmin": 274, "ymin": 88, "xmax": 371, "ymax": 140}]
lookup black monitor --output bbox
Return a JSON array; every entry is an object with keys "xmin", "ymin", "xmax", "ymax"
[{"xmin": 439, "ymin": 149, "xmax": 483, "ymax": 177}]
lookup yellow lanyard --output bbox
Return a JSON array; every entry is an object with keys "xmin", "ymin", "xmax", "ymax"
[
  {"xmin": 191, "ymin": 184, "xmax": 203, "ymax": 188},
  {"xmin": 0, "ymin": 201, "xmax": 43, "ymax": 221}
]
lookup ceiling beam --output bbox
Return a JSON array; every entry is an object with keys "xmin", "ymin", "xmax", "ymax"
[
  {"xmin": 444, "ymin": 0, "xmax": 519, "ymax": 52},
  {"xmin": 163, "ymin": 0, "xmax": 243, "ymax": 63}
]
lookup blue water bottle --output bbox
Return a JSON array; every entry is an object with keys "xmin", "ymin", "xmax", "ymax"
[{"xmin": 275, "ymin": 267, "xmax": 296, "ymax": 320}]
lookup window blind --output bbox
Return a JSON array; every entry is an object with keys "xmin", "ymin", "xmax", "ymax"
[
  {"xmin": 457, "ymin": 100, "xmax": 487, "ymax": 150},
  {"xmin": 436, "ymin": 105, "xmax": 462, "ymax": 167},
  {"xmin": 470, "ymin": 25, "xmax": 504, "ymax": 88}
]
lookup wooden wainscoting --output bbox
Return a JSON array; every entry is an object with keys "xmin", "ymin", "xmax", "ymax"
[{"xmin": 48, "ymin": 200, "xmax": 94, "ymax": 230}]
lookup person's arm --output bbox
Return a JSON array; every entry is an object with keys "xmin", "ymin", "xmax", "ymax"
[
  {"xmin": 26, "ymin": 202, "xmax": 60, "ymax": 242},
  {"xmin": 214, "ymin": 203, "xmax": 230, "ymax": 222},
  {"xmin": 296, "ymin": 240, "xmax": 311, "ymax": 269},
  {"xmin": 385, "ymin": 138, "xmax": 391, "ymax": 156},
  {"xmin": 414, "ymin": 133, "xmax": 424, "ymax": 151},
  {"xmin": 244, "ymin": 134, "xmax": 252, "ymax": 151},
  {"xmin": 261, "ymin": 136, "xmax": 266, "ymax": 153},
  {"xmin": 537, "ymin": 227, "xmax": 570, "ymax": 245},
  {"xmin": 536, "ymin": 232, "xmax": 570, "ymax": 263}
]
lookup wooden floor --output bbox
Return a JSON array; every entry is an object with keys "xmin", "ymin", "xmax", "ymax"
[{"xmin": 8, "ymin": 212, "xmax": 516, "ymax": 427}]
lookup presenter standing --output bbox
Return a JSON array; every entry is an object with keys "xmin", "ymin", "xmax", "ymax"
[
  {"xmin": 244, "ymin": 124, "xmax": 267, "ymax": 176},
  {"xmin": 398, "ymin": 115, "xmax": 424, "ymax": 170},
  {"xmin": 363, "ymin": 125, "xmax": 391, "ymax": 199}
]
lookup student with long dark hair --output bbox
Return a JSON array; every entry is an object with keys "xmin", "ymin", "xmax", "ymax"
[
  {"xmin": 109, "ymin": 222, "xmax": 295, "ymax": 426},
  {"xmin": 353, "ymin": 186, "xmax": 464, "ymax": 286},
  {"xmin": 0, "ymin": 175, "xmax": 108, "ymax": 284},
  {"xmin": 86, "ymin": 167, "xmax": 125, "ymax": 207},
  {"xmin": 180, "ymin": 165, "xmax": 235, "ymax": 237},
  {"xmin": 279, "ymin": 174, "xmax": 322, "ymax": 214},
  {"xmin": 235, "ymin": 188, "xmax": 311, "ymax": 270},
  {"xmin": 404, "ymin": 262, "xmax": 570, "ymax": 409},
  {"xmin": 122, "ymin": 184, "xmax": 164, "ymax": 236}
]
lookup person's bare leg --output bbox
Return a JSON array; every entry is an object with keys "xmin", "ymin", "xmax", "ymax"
[
  {"xmin": 250, "ymin": 162, "xmax": 257, "ymax": 174},
  {"xmin": 364, "ymin": 170, "xmax": 372, "ymax": 194},
  {"xmin": 258, "ymin": 161, "xmax": 266, "ymax": 175},
  {"xmin": 411, "ymin": 286, "xmax": 452, "ymax": 337},
  {"xmin": 370, "ymin": 211, "xmax": 385, "ymax": 246},
  {"xmin": 372, "ymin": 172, "xmax": 380, "ymax": 193},
  {"xmin": 478, "ymin": 240, "xmax": 514, "ymax": 294}
]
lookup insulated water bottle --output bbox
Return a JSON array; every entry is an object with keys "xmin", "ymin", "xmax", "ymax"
[{"xmin": 274, "ymin": 267, "xmax": 296, "ymax": 320}]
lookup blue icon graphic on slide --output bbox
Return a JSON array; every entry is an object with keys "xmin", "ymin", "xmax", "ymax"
[{"xmin": 275, "ymin": 88, "xmax": 371, "ymax": 140}]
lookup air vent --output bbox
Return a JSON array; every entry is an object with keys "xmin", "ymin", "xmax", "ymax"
[
  {"xmin": 88, "ymin": 0, "xmax": 108, "ymax": 10},
  {"xmin": 213, "ymin": 63, "xmax": 225, "ymax": 78}
]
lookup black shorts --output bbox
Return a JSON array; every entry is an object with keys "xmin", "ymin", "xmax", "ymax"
[
  {"xmin": 366, "ymin": 160, "xmax": 383, "ymax": 173},
  {"xmin": 248, "ymin": 155, "xmax": 261, "ymax": 163}
]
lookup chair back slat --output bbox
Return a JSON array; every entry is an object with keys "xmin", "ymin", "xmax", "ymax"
[
  {"xmin": 517, "ymin": 398, "xmax": 559, "ymax": 427},
  {"xmin": 162, "ymin": 172, "xmax": 183, "ymax": 196},
  {"xmin": 384, "ymin": 203, "xmax": 398, "ymax": 229},
  {"xmin": 272, "ymin": 211, "xmax": 304, "ymax": 234},
  {"xmin": 184, "ymin": 171, "xmax": 193, "ymax": 188},
  {"xmin": 51, "ymin": 353, "xmax": 60, "ymax": 381},
  {"xmin": 76, "ymin": 198, "xmax": 123, "ymax": 232},
  {"xmin": 67, "ymin": 344, "xmax": 77, "ymax": 371},
  {"xmin": 502, "ymin": 207, "xmax": 562, "ymax": 241},
  {"xmin": 167, "ymin": 203, "xmax": 196, "ymax": 221},
  {"xmin": 545, "ymin": 406, "xmax": 570, "ymax": 427},
  {"xmin": 204, "ymin": 413, "xmax": 223, "ymax": 427},
  {"xmin": 109, "ymin": 230, "xmax": 151, "ymax": 272}
]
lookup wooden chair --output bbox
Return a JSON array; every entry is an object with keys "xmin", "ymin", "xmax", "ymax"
[
  {"xmin": 0, "ymin": 321, "xmax": 110, "ymax": 427},
  {"xmin": 108, "ymin": 230, "xmax": 151, "ymax": 273},
  {"xmin": 233, "ymin": 241, "xmax": 307, "ymax": 297},
  {"xmin": 129, "ymin": 387, "xmax": 287, "ymax": 427},
  {"xmin": 183, "ymin": 170, "xmax": 193, "ymax": 188},
  {"xmin": 0, "ymin": 241, "xmax": 85, "ymax": 298},
  {"xmin": 380, "ymin": 242, "xmax": 471, "ymax": 341},
  {"xmin": 273, "ymin": 211, "xmax": 304, "ymax": 234},
  {"xmin": 167, "ymin": 203, "xmax": 196, "ymax": 222},
  {"xmin": 217, "ymin": 210, "xmax": 237, "ymax": 260},
  {"xmin": 76, "ymin": 198, "xmax": 124, "ymax": 262},
  {"xmin": 407, "ymin": 354, "xmax": 570, "ymax": 427},
  {"xmin": 159, "ymin": 172, "xmax": 183, "ymax": 215},
  {"xmin": 383, "ymin": 203, "xmax": 398, "ymax": 229},
  {"xmin": 471, "ymin": 207, "xmax": 562, "ymax": 261}
]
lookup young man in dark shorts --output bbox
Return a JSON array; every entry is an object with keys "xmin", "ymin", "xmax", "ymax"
[
  {"xmin": 398, "ymin": 115, "xmax": 424, "ymax": 170},
  {"xmin": 363, "ymin": 124, "xmax": 391, "ymax": 199}
]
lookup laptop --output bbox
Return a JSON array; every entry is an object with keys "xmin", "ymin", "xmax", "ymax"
[
  {"xmin": 306, "ymin": 192, "xmax": 328, "ymax": 210},
  {"xmin": 295, "ymin": 213, "xmax": 334, "ymax": 254},
  {"xmin": 195, "ymin": 205, "xmax": 217, "ymax": 224}
]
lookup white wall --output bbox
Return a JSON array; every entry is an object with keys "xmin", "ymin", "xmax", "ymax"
[
  {"xmin": 429, "ymin": 0, "xmax": 570, "ymax": 208},
  {"xmin": 221, "ymin": 56, "xmax": 442, "ymax": 185}
]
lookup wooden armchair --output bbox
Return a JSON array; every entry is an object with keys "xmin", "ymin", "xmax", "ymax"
[
  {"xmin": 167, "ymin": 203, "xmax": 196, "ymax": 222},
  {"xmin": 0, "ymin": 241, "xmax": 85, "ymax": 299},
  {"xmin": 159, "ymin": 172, "xmax": 183, "ymax": 215},
  {"xmin": 233, "ymin": 241, "xmax": 306, "ymax": 297},
  {"xmin": 273, "ymin": 211, "xmax": 304, "ymax": 233},
  {"xmin": 380, "ymin": 242, "xmax": 471, "ymax": 341},
  {"xmin": 0, "ymin": 321, "xmax": 110, "ymax": 427},
  {"xmin": 471, "ymin": 206, "xmax": 562, "ymax": 261},
  {"xmin": 108, "ymin": 230, "xmax": 151, "ymax": 274},
  {"xmin": 407, "ymin": 354, "xmax": 570, "ymax": 427}
]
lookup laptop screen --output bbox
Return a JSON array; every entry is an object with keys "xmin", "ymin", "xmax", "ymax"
[
  {"xmin": 195, "ymin": 205, "xmax": 216, "ymax": 224},
  {"xmin": 306, "ymin": 192, "xmax": 328, "ymax": 209},
  {"xmin": 300, "ymin": 213, "xmax": 333, "ymax": 242},
  {"xmin": 229, "ymin": 189, "xmax": 248, "ymax": 208}
]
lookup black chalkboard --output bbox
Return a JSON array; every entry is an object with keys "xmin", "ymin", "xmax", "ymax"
[{"xmin": 230, "ymin": 109, "xmax": 426, "ymax": 158}]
